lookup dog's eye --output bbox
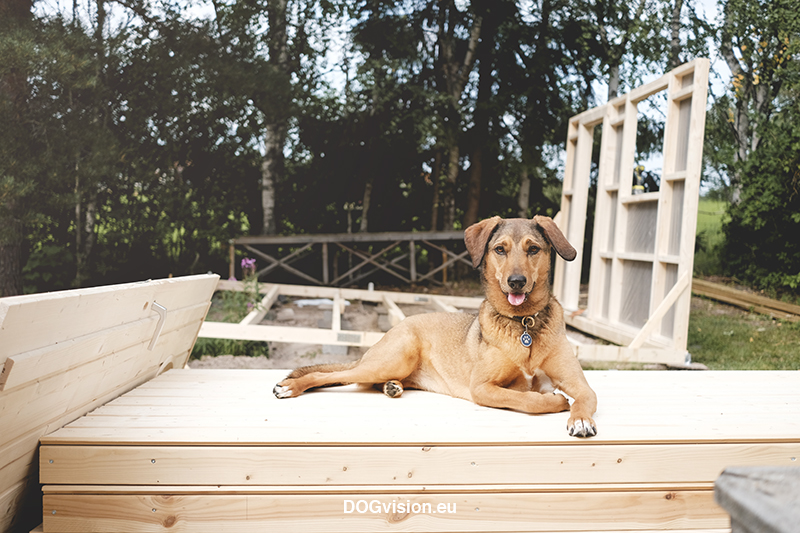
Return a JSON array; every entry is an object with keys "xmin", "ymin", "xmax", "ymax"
[
  {"xmin": 494, "ymin": 246, "xmax": 506, "ymax": 255},
  {"xmin": 528, "ymin": 246, "xmax": 540, "ymax": 256}
]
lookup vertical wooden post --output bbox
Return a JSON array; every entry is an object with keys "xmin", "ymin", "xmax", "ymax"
[
  {"xmin": 322, "ymin": 243, "xmax": 329, "ymax": 285},
  {"xmin": 228, "ymin": 240, "xmax": 235, "ymax": 280},
  {"xmin": 409, "ymin": 240, "xmax": 417, "ymax": 283}
]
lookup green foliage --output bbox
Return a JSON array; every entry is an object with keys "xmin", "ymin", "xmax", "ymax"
[
  {"xmin": 193, "ymin": 262, "xmax": 269, "ymax": 358},
  {"xmin": 693, "ymin": 198, "xmax": 728, "ymax": 277},
  {"xmin": 721, "ymin": 107, "xmax": 800, "ymax": 293},
  {"xmin": 2, "ymin": 0, "xmax": 794, "ymax": 299},
  {"xmin": 191, "ymin": 337, "xmax": 269, "ymax": 359}
]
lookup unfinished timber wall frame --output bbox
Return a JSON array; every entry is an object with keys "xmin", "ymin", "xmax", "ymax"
[
  {"xmin": 228, "ymin": 231, "xmax": 469, "ymax": 287},
  {"xmin": 198, "ymin": 279, "xmax": 483, "ymax": 348},
  {"xmin": 554, "ymin": 59, "xmax": 710, "ymax": 366}
]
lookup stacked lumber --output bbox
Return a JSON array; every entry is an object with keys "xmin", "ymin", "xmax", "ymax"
[
  {"xmin": 39, "ymin": 368, "xmax": 800, "ymax": 532},
  {"xmin": 0, "ymin": 275, "xmax": 218, "ymax": 533},
  {"xmin": 692, "ymin": 279, "xmax": 800, "ymax": 323}
]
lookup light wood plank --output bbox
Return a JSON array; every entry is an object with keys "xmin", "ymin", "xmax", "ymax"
[
  {"xmin": 42, "ymin": 491, "xmax": 728, "ymax": 532},
  {"xmin": 432, "ymin": 297, "xmax": 459, "ymax": 314},
  {"xmin": 39, "ymin": 443, "xmax": 800, "ymax": 486},
  {"xmin": 572, "ymin": 344, "xmax": 687, "ymax": 365},
  {"xmin": 0, "ymin": 274, "xmax": 217, "ymax": 360},
  {"xmin": 38, "ymin": 369, "xmax": 800, "ymax": 446},
  {"xmin": 0, "ymin": 320, "xmax": 204, "ymax": 447},
  {"xmin": 218, "ymin": 280, "xmax": 483, "ymax": 309},
  {"xmin": 0, "ymin": 302, "xmax": 208, "ymax": 392},
  {"xmin": 382, "ymin": 295, "xmax": 406, "ymax": 327},
  {"xmin": 238, "ymin": 285, "xmax": 280, "ymax": 326},
  {"xmin": 41, "ymin": 483, "xmax": 719, "ymax": 494},
  {"xmin": 1, "ymin": 275, "xmax": 217, "ymax": 533},
  {"xmin": 199, "ymin": 321, "xmax": 385, "ymax": 346}
]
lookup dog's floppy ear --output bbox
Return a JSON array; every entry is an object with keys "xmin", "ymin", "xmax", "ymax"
[
  {"xmin": 533, "ymin": 215, "xmax": 577, "ymax": 261},
  {"xmin": 464, "ymin": 216, "xmax": 502, "ymax": 269}
]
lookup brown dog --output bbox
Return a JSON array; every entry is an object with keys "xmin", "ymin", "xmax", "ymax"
[{"xmin": 273, "ymin": 215, "xmax": 598, "ymax": 437}]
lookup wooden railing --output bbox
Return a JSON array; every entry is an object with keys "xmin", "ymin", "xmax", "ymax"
[{"xmin": 228, "ymin": 231, "xmax": 470, "ymax": 287}]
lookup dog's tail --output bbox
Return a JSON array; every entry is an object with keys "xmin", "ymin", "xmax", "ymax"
[{"xmin": 284, "ymin": 361, "xmax": 359, "ymax": 387}]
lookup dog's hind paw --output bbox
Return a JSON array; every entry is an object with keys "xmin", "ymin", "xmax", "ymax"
[
  {"xmin": 567, "ymin": 418, "xmax": 597, "ymax": 438},
  {"xmin": 383, "ymin": 380, "xmax": 404, "ymax": 398},
  {"xmin": 273, "ymin": 384, "xmax": 295, "ymax": 399}
]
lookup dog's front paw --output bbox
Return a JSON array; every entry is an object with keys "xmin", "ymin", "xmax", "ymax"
[
  {"xmin": 567, "ymin": 417, "xmax": 597, "ymax": 438},
  {"xmin": 383, "ymin": 380, "xmax": 404, "ymax": 398},
  {"xmin": 273, "ymin": 381, "xmax": 298, "ymax": 399}
]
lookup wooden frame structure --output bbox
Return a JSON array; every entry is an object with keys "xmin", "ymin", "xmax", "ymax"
[
  {"xmin": 199, "ymin": 279, "xmax": 483, "ymax": 349},
  {"xmin": 554, "ymin": 59, "xmax": 710, "ymax": 366},
  {"xmin": 229, "ymin": 231, "xmax": 469, "ymax": 287}
]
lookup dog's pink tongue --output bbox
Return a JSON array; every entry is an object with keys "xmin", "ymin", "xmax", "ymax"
[{"xmin": 508, "ymin": 293, "xmax": 526, "ymax": 306}]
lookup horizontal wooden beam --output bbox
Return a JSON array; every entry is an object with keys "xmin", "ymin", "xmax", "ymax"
[
  {"xmin": 216, "ymin": 280, "xmax": 484, "ymax": 310},
  {"xmin": 571, "ymin": 343, "xmax": 688, "ymax": 366},
  {"xmin": 40, "ymin": 443, "xmax": 800, "ymax": 486},
  {"xmin": 199, "ymin": 322, "xmax": 384, "ymax": 347},
  {"xmin": 41, "ymin": 490, "xmax": 727, "ymax": 532},
  {"xmin": 234, "ymin": 231, "xmax": 464, "ymax": 246}
]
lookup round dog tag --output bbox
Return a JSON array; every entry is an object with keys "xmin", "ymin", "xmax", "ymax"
[{"xmin": 520, "ymin": 331, "xmax": 533, "ymax": 347}]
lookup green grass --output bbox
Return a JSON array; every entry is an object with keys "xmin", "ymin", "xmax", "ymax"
[
  {"xmin": 688, "ymin": 298, "xmax": 800, "ymax": 369},
  {"xmin": 190, "ymin": 291, "xmax": 270, "ymax": 359},
  {"xmin": 693, "ymin": 198, "xmax": 729, "ymax": 277}
]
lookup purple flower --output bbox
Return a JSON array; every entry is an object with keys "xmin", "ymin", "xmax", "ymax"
[{"xmin": 241, "ymin": 257, "xmax": 256, "ymax": 270}]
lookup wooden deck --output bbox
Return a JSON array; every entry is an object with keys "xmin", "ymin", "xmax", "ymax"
[{"xmin": 39, "ymin": 368, "xmax": 800, "ymax": 532}]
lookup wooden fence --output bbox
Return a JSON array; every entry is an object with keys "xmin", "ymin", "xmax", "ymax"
[{"xmin": 227, "ymin": 231, "xmax": 469, "ymax": 287}]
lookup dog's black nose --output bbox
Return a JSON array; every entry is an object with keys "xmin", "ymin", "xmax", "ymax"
[{"xmin": 507, "ymin": 275, "xmax": 527, "ymax": 291}]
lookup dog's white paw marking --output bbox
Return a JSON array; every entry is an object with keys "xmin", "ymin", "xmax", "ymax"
[
  {"xmin": 273, "ymin": 384, "xmax": 294, "ymax": 399},
  {"xmin": 568, "ymin": 418, "xmax": 597, "ymax": 438}
]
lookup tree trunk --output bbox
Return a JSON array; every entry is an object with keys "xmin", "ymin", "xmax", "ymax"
[
  {"xmin": 436, "ymin": 0, "xmax": 481, "ymax": 230},
  {"xmin": 463, "ymin": 146, "xmax": 482, "ymax": 227},
  {"xmin": 359, "ymin": 178, "xmax": 373, "ymax": 232},
  {"xmin": 0, "ymin": 215, "xmax": 23, "ymax": 297},
  {"xmin": 72, "ymin": 0, "xmax": 104, "ymax": 287},
  {"xmin": 0, "ymin": 0, "xmax": 34, "ymax": 296},
  {"xmin": 669, "ymin": 0, "xmax": 684, "ymax": 69},
  {"xmin": 430, "ymin": 150, "xmax": 442, "ymax": 230},
  {"xmin": 261, "ymin": 0, "xmax": 289, "ymax": 235},
  {"xmin": 517, "ymin": 167, "xmax": 531, "ymax": 218},
  {"xmin": 464, "ymin": 13, "xmax": 494, "ymax": 228},
  {"xmin": 442, "ymin": 148, "xmax": 460, "ymax": 230},
  {"xmin": 607, "ymin": 63, "xmax": 620, "ymax": 100},
  {"xmin": 261, "ymin": 122, "xmax": 285, "ymax": 235}
]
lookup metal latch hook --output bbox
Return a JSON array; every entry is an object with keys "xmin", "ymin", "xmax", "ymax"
[{"xmin": 148, "ymin": 302, "xmax": 167, "ymax": 351}]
